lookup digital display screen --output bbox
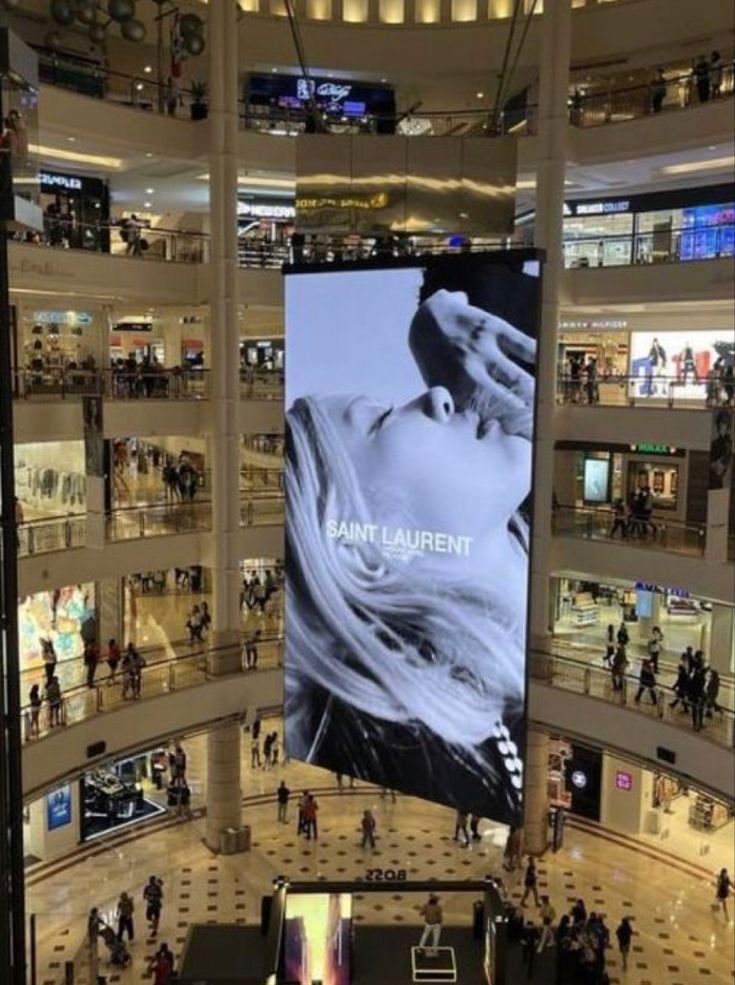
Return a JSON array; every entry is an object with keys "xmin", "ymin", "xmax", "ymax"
[
  {"xmin": 284, "ymin": 253, "xmax": 541, "ymax": 825},
  {"xmin": 629, "ymin": 331, "xmax": 734, "ymax": 401},
  {"xmin": 46, "ymin": 784, "xmax": 72, "ymax": 831},
  {"xmin": 283, "ymin": 893, "xmax": 352, "ymax": 985},
  {"xmin": 583, "ymin": 457, "xmax": 610, "ymax": 503},
  {"xmin": 343, "ymin": 100, "xmax": 366, "ymax": 117}
]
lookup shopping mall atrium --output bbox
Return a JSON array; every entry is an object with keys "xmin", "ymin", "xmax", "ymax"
[{"xmin": 0, "ymin": 0, "xmax": 733, "ymax": 983}]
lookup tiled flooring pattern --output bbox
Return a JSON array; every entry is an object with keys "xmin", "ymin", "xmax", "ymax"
[{"xmin": 26, "ymin": 749, "xmax": 735, "ymax": 985}]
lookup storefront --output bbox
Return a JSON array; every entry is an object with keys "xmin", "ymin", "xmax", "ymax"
[
  {"xmin": 109, "ymin": 307, "xmax": 208, "ymax": 369},
  {"xmin": 554, "ymin": 441, "xmax": 690, "ymax": 518},
  {"xmin": 238, "ymin": 198, "xmax": 295, "ymax": 267},
  {"xmin": 561, "ymin": 183, "xmax": 734, "ymax": 267},
  {"xmin": 550, "ymin": 576, "xmax": 734, "ymax": 673},
  {"xmin": 81, "ymin": 751, "xmax": 168, "ymax": 841},
  {"xmin": 600, "ymin": 754, "xmax": 734, "ymax": 860},
  {"xmin": 245, "ymin": 73, "xmax": 396, "ymax": 134},
  {"xmin": 40, "ymin": 169, "xmax": 110, "ymax": 252},
  {"xmin": 240, "ymin": 337, "xmax": 284, "ymax": 372},
  {"xmin": 17, "ymin": 306, "xmax": 106, "ymax": 384},
  {"xmin": 15, "ymin": 440, "xmax": 86, "ymax": 520},
  {"xmin": 18, "ymin": 582, "xmax": 95, "ymax": 675}
]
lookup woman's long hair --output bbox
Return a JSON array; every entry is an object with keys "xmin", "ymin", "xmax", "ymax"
[{"xmin": 286, "ymin": 395, "xmax": 526, "ymax": 762}]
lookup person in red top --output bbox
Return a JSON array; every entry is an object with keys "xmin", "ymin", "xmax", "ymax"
[
  {"xmin": 149, "ymin": 943, "xmax": 174, "ymax": 985},
  {"xmin": 107, "ymin": 639, "xmax": 121, "ymax": 683},
  {"xmin": 303, "ymin": 794, "xmax": 319, "ymax": 840}
]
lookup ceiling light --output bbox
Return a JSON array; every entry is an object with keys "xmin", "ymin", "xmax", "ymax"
[
  {"xmin": 197, "ymin": 172, "xmax": 296, "ymax": 190},
  {"xmin": 144, "ymin": 201, "xmax": 152, "ymax": 208},
  {"xmin": 381, "ymin": 77, "xmax": 387, "ymax": 83},
  {"xmin": 135, "ymin": 82, "xmax": 144, "ymax": 91},
  {"xmin": 144, "ymin": 65, "xmax": 153, "ymax": 74},
  {"xmin": 145, "ymin": 187, "xmax": 155, "ymax": 195},
  {"xmin": 476, "ymin": 91, "xmax": 484, "ymax": 99},
  {"xmin": 271, "ymin": 67, "xmax": 278, "ymax": 72},
  {"xmin": 67, "ymin": 136, "xmax": 76, "ymax": 142},
  {"xmin": 30, "ymin": 144, "xmax": 124, "ymax": 170},
  {"xmin": 660, "ymin": 155, "xmax": 734, "ymax": 176},
  {"xmin": 145, "ymin": 152, "xmax": 154, "ymax": 158}
]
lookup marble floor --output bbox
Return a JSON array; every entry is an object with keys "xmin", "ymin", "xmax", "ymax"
[{"xmin": 25, "ymin": 726, "xmax": 735, "ymax": 985}]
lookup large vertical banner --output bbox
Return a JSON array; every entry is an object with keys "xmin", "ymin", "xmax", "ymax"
[{"xmin": 284, "ymin": 252, "xmax": 541, "ymax": 826}]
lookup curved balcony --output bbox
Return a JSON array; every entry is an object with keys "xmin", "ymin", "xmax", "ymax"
[
  {"xmin": 21, "ymin": 634, "xmax": 284, "ymax": 745},
  {"xmin": 552, "ymin": 504, "xmax": 706, "ymax": 557},
  {"xmin": 17, "ymin": 494, "xmax": 285, "ymax": 558},
  {"xmin": 20, "ymin": 643, "xmax": 734, "ymax": 801}
]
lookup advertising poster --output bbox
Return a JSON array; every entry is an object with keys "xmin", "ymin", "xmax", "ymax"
[
  {"xmin": 628, "ymin": 330, "xmax": 734, "ymax": 401},
  {"xmin": 583, "ymin": 457, "xmax": 610, "ymax": 504},
  {"xmin": 46, "ymin": 784, "xmax": 72, "ymax": 831},
  {"xmin": 284, "ymin": 252, "xmax": 541, "ymax": 825},
  {"xmin": 283, "ymin": 893, "xmax": 352, "ymax": 985},
  {"xmin": 709, "ymin": 409, "xmax": 733, "ymax": 490}
]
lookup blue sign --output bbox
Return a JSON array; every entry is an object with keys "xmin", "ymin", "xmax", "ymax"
[{"xmin": 46, "ymin": 784, "xmax": 72, "ymax": 831}]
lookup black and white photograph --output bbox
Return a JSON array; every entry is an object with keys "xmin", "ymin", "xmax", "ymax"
[
  {"xmin": 284, "ymin": 252, "xmax": 541, "ymax": 826},
  {"xmin": 82, "ymin": 395, "xmax": 104, "ymax": 478}
]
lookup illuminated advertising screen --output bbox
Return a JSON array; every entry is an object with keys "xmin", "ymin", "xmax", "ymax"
[
  {"xmin": 583, "ymin": 457, "xmax": 610, "ymax": 504},
  {"xmin": 284, "ymin": 893, "xmax": 352, "ymax": 985},
  {"xmin": 629, "ymin": 330, "xmax": 734, "ymax": 401},
  {"xmin": 46, "ymin": 784, "xmax": 72, "ymax": 831},
  {"xmin": 285, "ymin": 252, "xmax": 541, "ymax": 825}
]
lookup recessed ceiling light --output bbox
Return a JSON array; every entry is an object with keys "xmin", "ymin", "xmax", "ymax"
[
  {"xmin": 135, "ymin": 82, "xmax": 144, "ymax": 91},
  {"xmin": 381, "ymin": 77, "xmax": 387, "ymax": 83},
  {"xmin": 476, "ymin": 91, "xmax": 484, "ymax": 98},
  {"xmin": 30, "ymin": 143, "xmax": 123, "ymax": 169},
  {"xmin": 708, "ymin": 145, "xmax": 717, "ymax": 150},
  {"xmin": 661, "ymin": 155, "xmax": 734, "ymax": 175},
  {"xmin": 145, "ymin": 187, "xmax": 154, "ymax": 195},
  {"xmin": 144, "ymin": 201, "xmax": 152, "ymax": 208},
  {"xmin": 144, "ymin": 65, "xmax": 153, "ymax": 74},
  {"xmin": 67, "ymin": 136, "xmax": 75, "ymax": 142},
  {"xmin": 271, "ymin": 67, "xmax": 278, "ymax": 72},
  {"xmin": 145, "ymin": 152, "xmax": 154, "ymax": 158}
]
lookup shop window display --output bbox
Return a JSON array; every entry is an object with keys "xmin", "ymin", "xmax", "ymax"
[
  {"xmin": 81, "ymin": 752, "xmax": 167, "ymax": 841},
  {"xmin": 19, "ymin": 583, "xmax": 95, "ymax": 671},
  {"xmin": 15, "ymin": 441, "xmax": 86, "ymax": 519},
  {"xmin": 629, "ymin": 330, "xmax": 734, "ymax": 402},
  {"xmin": 19, "ymin": 308, "xmax": 103, "ymax": 389}
]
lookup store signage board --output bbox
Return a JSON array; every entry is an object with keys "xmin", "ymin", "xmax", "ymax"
[
  {"xmin": 284, "ymin": 250, "xmax": 541, "ymax": 826},
  {"xmin": 295, "ymin": 134, "xmax": 517, "ymax": 235},
  {"xmin": 635, "ymin": 581, "xmax": 690, "ymax": 598},
  {"xmin": 238, "ymin": 200, "xmax": 296, "ymax": 221},
  {"xmin": 40, "ymin": 171, "xmax": 82, "ymax": 191},
  {"xmin": 631, "ymin": 442, "xmax": 674, "ymax": 455},
  {"xmin": 615, "ymin": 771, "xmax": 633, "ymax": 791}
]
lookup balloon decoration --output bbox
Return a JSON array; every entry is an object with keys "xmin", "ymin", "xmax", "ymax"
[{"xmin": 41, "ymin": 0, "xmax": 207, "ymax": 53}]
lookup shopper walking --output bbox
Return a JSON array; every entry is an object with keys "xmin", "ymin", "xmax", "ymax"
[
  {"xmin": 41, "ymin": 637, "xmax": 57, "ymax": 683},
  {"xmin": 689, "ymin": 665, "xmax": 707, "ymax": 731},
  {"xmin": 149, "ymin": 943, "xmax": 175, "ymax": 985},
  {"xmin": 694, "ymin": 54, "xmax": 711, "ymax": 102},
  {"xmin": 537, "ymin": 896, "xmax": 556, "ymax": 952},
  {"xmin": 361, "ymin": 809, "xmax": 376, "ymax": 851},
  {"xmin": 303, "ymin": 794, "xmax": 319, "ymax": 840},
  {"xmin": 648, "ymin": 626, "xmax": 663, "ymax": 674},
  {"xmin": 45, "ymin": 675, "xmax": 63, "ymax": 727},
  {"xmin": 611, "ymin": 644, "xmax": 628, "ymax": 693},
  {"xmin": 609, "ymin": 499, "xmax": 628, "ymax": 540},
  {"xmin": 243, "ymin": 629, "xmax": 261, "ymax": 670},
  {"xmin": 143, "ymin": 876, "xmax": 164, "ymax": 936},
  {"xmin": 250, "ymin": 735, "xmax": 261, "ymax": 769},
  {"xmin": 277, "ymin": 781, "xmax": 290, "ymax": 823},
  {"xmin": 716, "ymin": 868, "xmax": 734, "ymax": 919},
  {"xmin": 521, "ymin": 858, "xmax": 540, "ymax": 908},
  {"xmin": 634, "ymin": 658, "xmax": 658, "ymax": 705},
  {"xmin": 454, "ymin": 809, "xmax": 470, "ymax": 847},
  {"xmin": 116, "ymin": 891, "xmax": 135, "ymax": 942},
  {"xmin": 84, "ymin": 641, "xmax": 99, "ymax": 689},
  {"xmin": 107, "ymin": 638, "xmax": 121, "ymax": 682},
  {"xmin": 705, "ymin": 668, "xmax": 722, "ymax": 717},
  {"xmin": 417, "ymin": 894, "xmax": 443, "ymax": 955},
  {"xmin": 616, "ymin": 916, "xmax": 633, "ymax": 969},
  {"xmin": 650, "ymin": 68, "xmax": 666, "ymax": 113},
  {"xmin": 469, "ymin": 814, "xmax": 481, "ymax": 841},
  {"xmin": 28, "ymin": 684, "xmax": 42, "ymax": 738}
]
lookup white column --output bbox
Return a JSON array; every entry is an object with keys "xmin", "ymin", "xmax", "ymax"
[
  {"xmin": 526, "ymin": 0, "xmax": 571, "ymax": 853},
  {"xmin": 205, "ymin": 722, "xmax": 243, "ymax": 851},
  {"xmin": 529, "ymin": 0, "xmax": 571, "ymax": 650},
  {"xmin": 208, "ymin": 0, "xmax": 242, "ymax": 667},
  {"xmin": 701, "ymin": 604, "xmax": 735, "ymax": 675},
  {"xmin": 205, "ymin": 0, "xmax": 244, "ymax": 853},
  {"xmin": 524, "ymin": 728, "xmax": 550, "ymax": 855}
]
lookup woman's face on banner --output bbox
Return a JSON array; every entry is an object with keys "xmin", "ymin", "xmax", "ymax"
[{"xmin": 325, "ymin": 387, "xmax": 531, "ymax": 544}]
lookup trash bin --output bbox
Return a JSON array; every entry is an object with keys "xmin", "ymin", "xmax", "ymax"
[{"xmin": 220, "ymin": 827, "xmax": 238, "ymax": 854}]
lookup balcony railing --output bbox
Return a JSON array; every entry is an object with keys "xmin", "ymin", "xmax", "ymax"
[
  {"xmin": 21, "ymin": 634, "xmax": 284, "ymax": 743},
  {"xmin": 556, "ymin": 373, "xmax": 734, "ymax": 409},
  {"xmin": 552, "ymin": 504, "xmax": 707, "ymax": 557},
  {"xmin": 17, "ymin": 495, "xmax": 284, "ymax": 557},
  {"xmin": 13, "ymin": 219, "xmax": 209, "ymax": 263},
  {"xmin": 563, "ymin": 223, "xmax": 734, "ymax": 269},
  {"xmin": 17, "ymin": 516, "xmax": 86, "ymax": 558},
  {"xmin": 12, "ymin": 367, "xmax": 285, "ymax": 402},
  {"xmin": 537, "ymin": 650, "xmax": 735, "ymax": 750}
]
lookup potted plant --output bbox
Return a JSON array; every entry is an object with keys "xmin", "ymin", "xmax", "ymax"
[{"xmin": 190, "ymin": 81, "xmax": 208, "ymax": 121}]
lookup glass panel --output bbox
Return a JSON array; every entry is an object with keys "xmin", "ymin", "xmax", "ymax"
[
  {"xmin": 380, "ymin": 0, "xmax": 405, "ymax": 21},
  {"xmin": 343, "ymin": 0, "xmax": 368, "ymax": 20},
  {"xmin": 452, "ymin": 0, "xmax": 477, "ymax": 19}
]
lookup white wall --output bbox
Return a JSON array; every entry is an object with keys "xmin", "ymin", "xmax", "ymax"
[{"xmin": 600, "ymin": 753, "xmax": 654, "ymax": 834}]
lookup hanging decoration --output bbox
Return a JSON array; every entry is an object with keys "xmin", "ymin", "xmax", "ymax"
[{"xmin": 0, "ymin": 0, "xmax": 206, "ymax": 52}]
